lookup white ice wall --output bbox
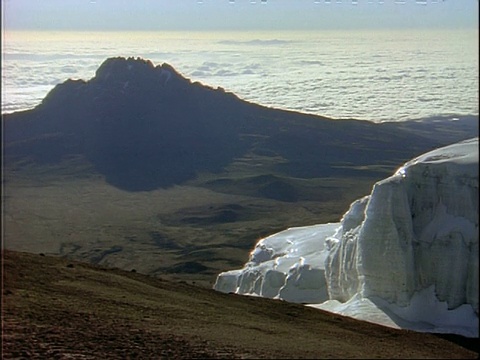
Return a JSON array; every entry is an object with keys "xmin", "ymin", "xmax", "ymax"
[
  {"xmin": 214, "ymin": 223, "xmax": 339, "ymax": 304},
  {"xmin": 214, "ymin": 138, "xmax": 479, "ymax": 337},
  {"xmin": 347, "ymin": 138, "xmax": 479, "ymax": 312}
]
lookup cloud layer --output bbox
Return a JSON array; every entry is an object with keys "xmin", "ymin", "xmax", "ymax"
[{"xmin": 2, "ymin": 29, "xmax": 478, "ymax": 122}]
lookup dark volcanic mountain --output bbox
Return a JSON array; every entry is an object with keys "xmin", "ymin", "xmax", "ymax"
[{"xmin": 3, "ymin": 56, "xmax": 478, "ymax": 191}]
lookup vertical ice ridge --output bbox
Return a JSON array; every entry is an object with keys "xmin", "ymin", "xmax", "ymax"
[{"xmin": 214, "ymin": 138, "xmax": 478, "ymax": 336}]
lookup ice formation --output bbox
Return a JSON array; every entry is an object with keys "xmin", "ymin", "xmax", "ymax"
[{"xmin": 214, "ymin": 138, "xmax": 479, "ymax": 337}]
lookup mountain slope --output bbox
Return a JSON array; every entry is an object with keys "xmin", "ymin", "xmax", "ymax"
[{"xmin": 2, "ymin": 250, "xmax": 477, "ymax": 359}]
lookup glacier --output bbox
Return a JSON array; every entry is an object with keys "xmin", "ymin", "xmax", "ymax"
[{"xmin": 214, "ymin": 137, "xmax": 479, "ymax": 338}]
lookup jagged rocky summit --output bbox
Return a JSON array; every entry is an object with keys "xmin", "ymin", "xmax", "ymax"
[
  {"xmin": 214, "ymin": 138, "xmax": 479, "ymax": 338},
  {"xmin": 4, "ymin": 57, "xmax": 250, "ymax": 191}
]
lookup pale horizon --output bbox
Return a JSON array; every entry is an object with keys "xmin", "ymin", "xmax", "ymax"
[{"xmin": 2, "ymin": 0, "xmax": 478, "ymax": 32}]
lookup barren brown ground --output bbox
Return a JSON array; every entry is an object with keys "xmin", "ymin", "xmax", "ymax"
[
  {"xmin": 2, "ymin": 250, "xmax": 477, "ymax": 359},
  {"xmin": 3, "ymin": 166, "xmax": 376, "ymax": 287}
]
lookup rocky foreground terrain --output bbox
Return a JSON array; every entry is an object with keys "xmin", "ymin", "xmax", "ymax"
[{"xmin": 2, "ymin": 250, "xmax": 477, "ymax": 359}]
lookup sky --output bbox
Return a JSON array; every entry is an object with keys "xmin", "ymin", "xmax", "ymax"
[{"xmin": 2, "ymin": 0, "xmax": 478, "ymax": 32}]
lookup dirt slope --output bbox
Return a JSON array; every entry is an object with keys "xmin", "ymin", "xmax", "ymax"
[{"xmin": 2, "ymin": 250, "xmax": 477, "ymax": 359}]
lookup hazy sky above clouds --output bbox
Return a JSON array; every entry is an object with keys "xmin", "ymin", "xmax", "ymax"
[{"xmin": 2, "ymin": 0, "xmax": 478, "ymax": 31}]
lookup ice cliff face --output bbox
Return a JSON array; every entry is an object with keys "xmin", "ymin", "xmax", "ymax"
[
  {"xmin": 214, "ymin": 138, "xmax": 479, "ymax": 337},
  {"xmin": 342, "ymin": 137, "xmax": 478, "ymax": 311}
]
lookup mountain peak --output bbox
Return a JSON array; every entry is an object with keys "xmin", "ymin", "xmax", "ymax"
[
  {"xmin": 93, "ymin": 56, "xmax": 187, "ymax": 87},
  {"xmin": 95, "ymin": 57, "xmax": 154, "ymax": 77}
]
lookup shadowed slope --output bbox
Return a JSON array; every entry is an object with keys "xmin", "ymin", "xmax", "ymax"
[
  {"xmin": 4, "ymin": 58, "xmax": 249, "ymax": 190},
  {"xmin": 3, "ymin": 251, "xmax": 477, "ymax": 359}
]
